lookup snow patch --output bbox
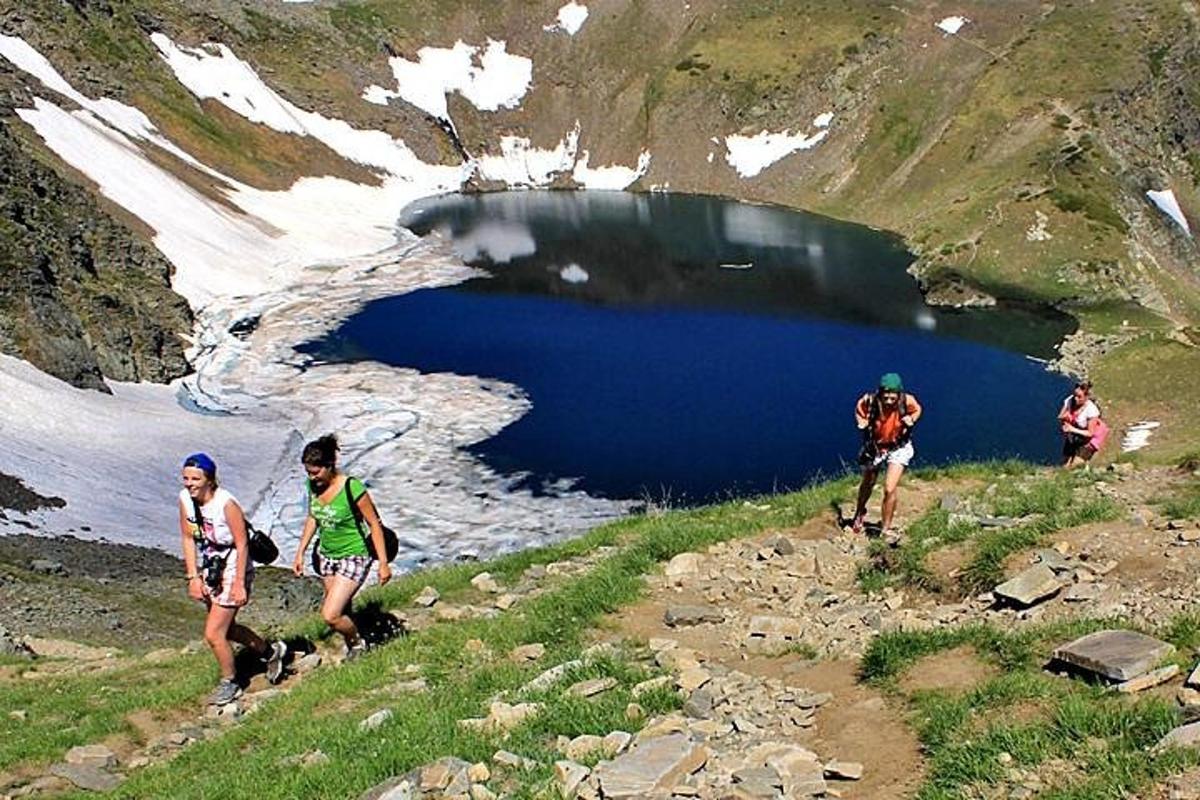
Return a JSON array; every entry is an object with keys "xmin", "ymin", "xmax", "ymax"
[
  {"xmin": 572, "ymin": 150, "xmax": 652, "ymax": 190},
  {"xmin": 936, "ymin": 16, "xmax": 969, "ymax": 35},
  {"xmin": 476, "ymin": 128, "xmax": 580, "ymax": 187},
  {"xmin": 1122, "ymin": 421, "xmax": 1161, "ymax": 453},
  {"xmin": 1147, "ymin": 189, "xmax": 1192, "ymax": 236},
  {"xmin": 559, "ymin": 263, "xmax": 589, "ymax": 283},
  {"xmin": 544, "ymin": 2, "xmax": 590, "ymax": 35},
  {"xmin": 724, "ymin": 115, "xmax": 831, "ymax": 178},
  {"xmin": 362, "ymin": 39, "xmax": 532, "ymax": 124}
]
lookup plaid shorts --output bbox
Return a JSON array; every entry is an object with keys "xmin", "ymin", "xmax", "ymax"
[{"xmin": 315, "ymin": 551, "xmax": 372, "ymax": 587}]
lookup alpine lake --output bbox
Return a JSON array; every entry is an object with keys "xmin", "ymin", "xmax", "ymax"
[{"xmin": 299, "ymin": 191, "xmax": 1074, "ymax": 504}]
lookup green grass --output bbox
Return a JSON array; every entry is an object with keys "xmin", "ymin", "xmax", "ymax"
[
  {"xmin": 0, "ymin": 478, "xmax": 851, "ymax": 796},
  {"xmin": 859, "ymin": 469, "xmax": 1119, "ymax": 596},
  {"xmin": 0, "ymin": 654, "xmax": 213, "ymax": 770},
  {"xmin": 862, "ymin": 617, "xmax": 1200, "ymax": 799}
]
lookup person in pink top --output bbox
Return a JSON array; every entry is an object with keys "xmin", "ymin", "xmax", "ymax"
[
  {"xmin": 1058, "ymin": 381, "xmax": 1104, "ymax": 469},
  {"xmin": 178, "ymin": 453, "xmax": 286, "ymax": 706}
]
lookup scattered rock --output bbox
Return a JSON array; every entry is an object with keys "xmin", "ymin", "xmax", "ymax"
[
  {"xmin": 664, "ymin": 553, "xmax": 704, "ymax": 581},
  {"xmin": 293, "ymin": 652, "xmax": 322, "ymax": 674},
  {"xmin": 360, "ymin": 709, "xmax": 393, "ymax": 731},
  {"xmin": 555, "ymin": 760, "xmax": 590, "ymax": 799},
  {"xmin": 419, "ymin": 757, "xmax": 471, "ymax": 793},
  {"xmin": 1052, "ymin": 630, "xmax": 1176, "ymax": 682},
  {"xmin": 510, "ymin": 643, "xmax": 546, "ymax": 662},
  {"xmin": 64, "ymin": 744, "xmax": 117, "ymax": 769},
  {"xmin": 1158, "ymin": 721, "xmax": 1200, "ymax": 750},
  {"xmin": 49, "ymin": 763, "xmax": 123, "ymax": 792},
  {"xmin": 824, "ymin": 760, "xmax": 864, "ymax": 780},
  {"xmin": 593, "ymin": 734, "xmax": 709, "ymax": 798},
  {"xmin": 29, "ymin": 558, "xmax": 66, "ymax": 576},
  {"xmin": 471, "ymin": 572, "xmax": 500, "ymax": 594},
  {"xmin": 413, "ymin": 586, "xmax": 440, "ymax": 607},
  {"xmin": 664, "ymin": 606, "xmax": 725, "ymax": 627},
  {"xmin": 993, "ymin": 565, "xmax": 1061, "ymax": 607},
  {"xmin": 568, "ymin": 677, "xmax": 617, "ymax": 698},
  {"xmin": 1115, "ymin": 664, "xmax": 1179, "ymax": 694},
  {"xmin": 764, "ymin": 535, "xmax": 795, "ymax": 556}
]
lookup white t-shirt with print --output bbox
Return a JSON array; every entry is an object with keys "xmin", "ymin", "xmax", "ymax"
[
  {"xmin": 1061, "ymin": 396, "xmax": 1100, "ymax": 429},
  {"xmin": 179, "ymin": 487, "xmax": 238, "ymax": 549}
]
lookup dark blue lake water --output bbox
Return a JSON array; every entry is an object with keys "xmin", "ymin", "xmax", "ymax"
[{"xmin": 301, "ymin": 191, "xmax": 1074, "ymax": 503}]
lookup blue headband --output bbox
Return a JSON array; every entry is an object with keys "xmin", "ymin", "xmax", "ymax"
[{"xmin": 183, "ymin": 452, "xmax": 217, "ymax": 477}]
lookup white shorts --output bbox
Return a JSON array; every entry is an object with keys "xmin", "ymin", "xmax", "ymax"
[{"xmin": 865, "ymin": 440, "xmax": 914, "ymax": 471}]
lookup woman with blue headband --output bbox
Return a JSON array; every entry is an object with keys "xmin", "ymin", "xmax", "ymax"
[{"xmin": 179, "ymin": 453, "xmax": 287, "ymax": 706}]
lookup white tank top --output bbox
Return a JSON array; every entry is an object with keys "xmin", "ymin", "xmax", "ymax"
[{"xmin": 179, "ymin": 487, "xmax": 239, "ymax": 549}]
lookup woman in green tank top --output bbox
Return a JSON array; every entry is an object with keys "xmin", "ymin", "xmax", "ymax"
[{"xmin": 292, "ymin": 434, "xmax": 391, "ymax": 659}]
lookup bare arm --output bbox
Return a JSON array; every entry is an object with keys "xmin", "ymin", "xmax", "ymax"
[
  {"xmin": 292, "ymin": 515, "xmax": 317, "ymax": 576},
  {"xmin": 904, "ymin": 396, "xmax": 923, "ymax": 426},
  {"xmin": 356, "ymin": 491, "xmax": 392, "ymax": 585},
  {"xmin": 854, "ymin": 395, "xmax": 871, "ymax": 430},
  {"xmin": 179, "ymin": 501, "xmax": 203, "ymax": 600},
  {"xmin": 224, "ymin": 500, "xmax": 250, "ymax": 603}
]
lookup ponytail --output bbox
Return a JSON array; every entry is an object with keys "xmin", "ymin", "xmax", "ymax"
[{"xmin": 301, "ymin": 434, "xmax": 339, "ymax": 468}]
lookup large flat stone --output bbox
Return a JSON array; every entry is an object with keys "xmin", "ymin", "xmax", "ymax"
[
  {"xmin": 49, "ymin": 763, "xmax": 123, "ymax": 792},
  {"xmin": 993, "ymin": 564, "xmax": 1061, "ymax": 606},
  {"xmin": 1052, "ymin": 629, "xmax": 1175, "ymax": 682},
  {"xmin": 747, "ymin": 616, "xmax": 803, "ymax": 639},
  {"xmin": 594, "ymin": 734, "xmax": 708, "ymax": 798}
]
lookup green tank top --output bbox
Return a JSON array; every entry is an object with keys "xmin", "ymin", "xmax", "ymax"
[{"xmin": 309, "ymin": 476, "xmax": 369, "ymax": 558}]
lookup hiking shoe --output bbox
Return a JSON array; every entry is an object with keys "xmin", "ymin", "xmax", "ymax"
[
  {"xmin": 850, "ymin": 512, "xmax": 866, "ymax": 534},
  {"xmin": 883, "ymin": 528, "xmax": 904, "ymax": 547},
  {"xmin": 265, "ymin": 640, "xmax": 288, "ymax": 685},
  {"xmin": 209, "ymin": 678, "xmax": 242, "ymax": 706},
  {"xmin": 345, "ymin": 640, "xmax": 369, "ymax": 662}
]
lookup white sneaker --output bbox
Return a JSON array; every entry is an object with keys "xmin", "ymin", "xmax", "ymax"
[{"xmin": 265, "ymin": 641, "xmax": 287, "ymax": 685}]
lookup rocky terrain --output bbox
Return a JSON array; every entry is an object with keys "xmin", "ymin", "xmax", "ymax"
[
  {"xmin": 2, "ymin": 461, "xmax": 1199, "ymax": 799},
  {"xmin": 0, "ymin": 74, "xmax": 190, "ymax": 391},
  {"xmin": 0, "ymin": 0, "xmax": 1198, "ymax": 395}
]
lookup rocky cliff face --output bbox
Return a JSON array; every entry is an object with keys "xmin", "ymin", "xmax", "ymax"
[
  {"xmin": 0, "ymin": 82, "xmax": 191, "ymax": 392},
  {"xmin": 0, "ymin": 0, "xmax": 1197, "ymax": 394}
]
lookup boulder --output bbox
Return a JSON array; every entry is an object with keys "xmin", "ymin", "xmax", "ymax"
[
  {"xmin": 593, "ymin": 734, "xmax": 708, "ymax": 798},
  {"xmin": 993, "ymin": 565, "xmax": 1061, "ymax": 606},
  {"xmin": 1052, "ymin": 630, "xmax": 1175, "ymax": 682}
]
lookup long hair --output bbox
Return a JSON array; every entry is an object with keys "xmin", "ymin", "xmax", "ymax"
[{"xmin": 301, "ymin": 434, "xmax": 339, "ymax": 468}]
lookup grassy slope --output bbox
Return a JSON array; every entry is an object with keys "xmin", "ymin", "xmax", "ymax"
[{"xmin": 3, "ymin": 467, "xmax": 1199, "ymax": 798}]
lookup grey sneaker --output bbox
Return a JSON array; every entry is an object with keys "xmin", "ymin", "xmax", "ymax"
[
  {"xmin": 265, "ymin": 640, "xmax": 288, "ymax": 685},
  {"xmin": 209, "ymin": 678, "xmax": 242, "ymax": 706},
  {"xmin": 345, "ymin": 640, "xmax": 369, "ymax": 662}
]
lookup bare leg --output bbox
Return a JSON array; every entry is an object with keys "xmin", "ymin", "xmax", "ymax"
[
  {"xmin": 321, "ymin": 575, "xmax": 363, "ymax": 647},
  {"xmin": 854, "ymin": 468, "xmax": 878, "ymax": 518},
  {"xmin": 203, "ymin": 604, "xmax": 239, "ymax": 680},
  {"xmin": 881, "ymin": 462, "xmax": 906, "ymax": 529},
  {"xmin": 228, "ymin": 623, "xmax": 268, "ymax": 657}
]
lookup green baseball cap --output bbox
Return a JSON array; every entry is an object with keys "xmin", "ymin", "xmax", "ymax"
[{"xmin": 879, "ymin": 372, "xmax": 904, "ymax": 392}]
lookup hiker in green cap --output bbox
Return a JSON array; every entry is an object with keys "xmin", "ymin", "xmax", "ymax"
[{"xmin": 850, "ymin": 373, "xmax": 922, "ymax": 543}]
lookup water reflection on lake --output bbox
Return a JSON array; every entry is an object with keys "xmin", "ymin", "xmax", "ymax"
[{"xmin": 302, "ymin": 191, "xmax": 1075, "ymax": 503}]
